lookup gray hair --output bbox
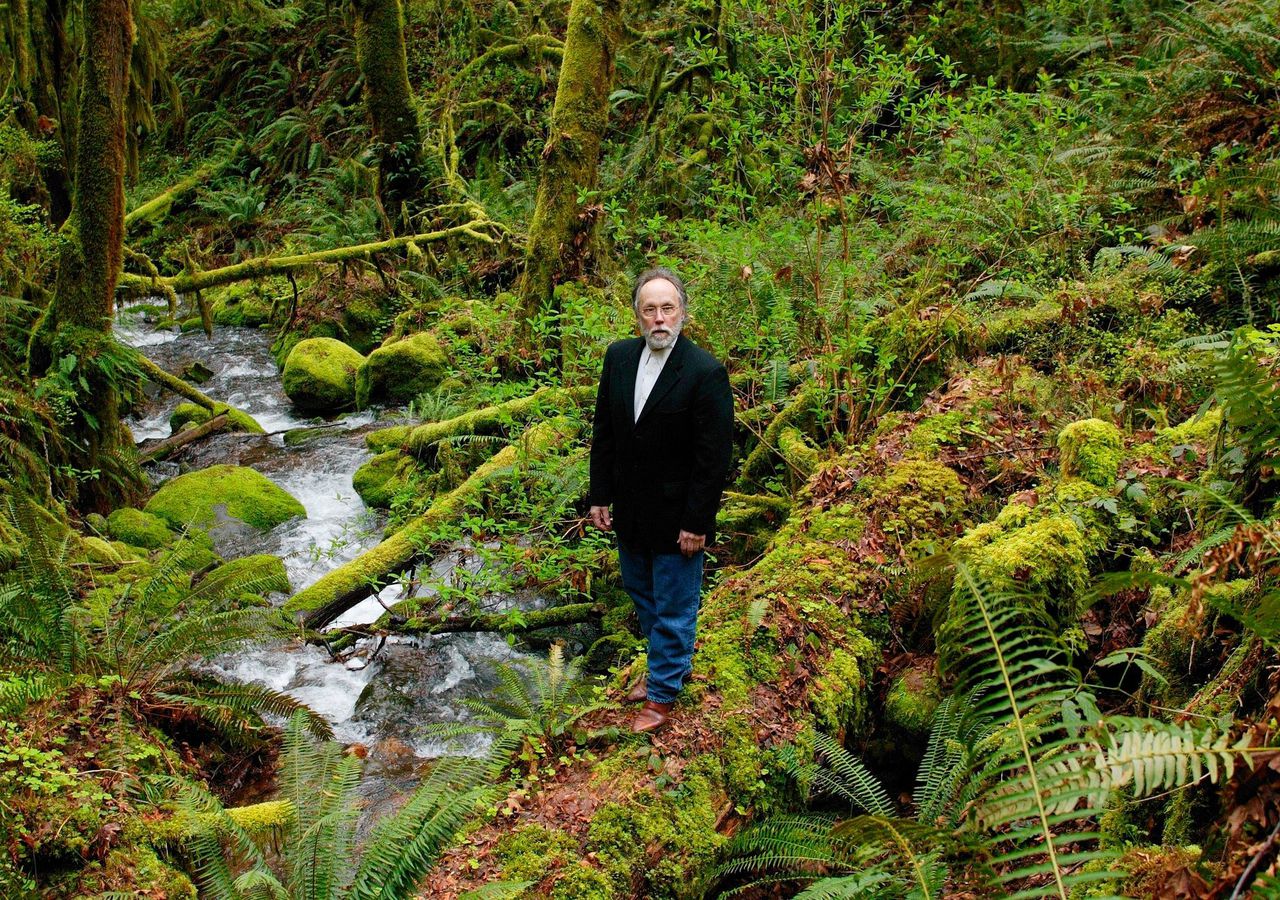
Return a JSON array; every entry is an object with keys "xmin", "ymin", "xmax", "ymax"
[{"xmin": 632, "ymin": 267, "xmax": 688, "ymax": 312}]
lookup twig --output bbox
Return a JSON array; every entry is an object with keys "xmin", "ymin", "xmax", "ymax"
[{"xmin": 1230, "ymin": 815, "xmax": 1280, "ymax": 900}]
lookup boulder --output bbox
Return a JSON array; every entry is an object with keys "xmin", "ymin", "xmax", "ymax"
[
  {"xmin": 145, "ymin": 465, "xmax": 306, "ymax": 532},
  {"xmin": 106, "ymin": 507, "xmax": 174, "ymax": 549},
  {"xmin": 282, "ymin": 338, "xmax": 365, "ymax": 413},
  {"xmin": 352, "ymin": 450, "xmax": 418, "ymax": 508},
  {"xmin": 356, "ymin": 332, "xmax": 447, "ymax": 408}
]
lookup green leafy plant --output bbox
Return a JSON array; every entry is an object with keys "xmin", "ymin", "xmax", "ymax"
[
  {"xmin": 719, "ymin": 563, "xmax": 1265, "ymax": 899},
  {"xmin": 426, "ymin": 643, "xmax": 606, "ymax": 768},
  {"xmin": 180, "ymin": 710, "xmax": 498, "ymax": 900}
]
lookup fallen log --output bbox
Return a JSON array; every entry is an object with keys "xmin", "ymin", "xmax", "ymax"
[
  {"xmin": 124, "ymin": 140, "xmax": 245, "ymax": 229},
  {"xmin": 285, "ymin": 416, "xmax": 578, "ymax": 628},
  {"xmin": 739, "ymin": 381, "xmax": 820, "ymax": 483},
  {"xmin": 136, "ymin": 355, "xmax": 265, "ymax": 434},
  {"xmin": 362, "ymin": 384, "xmax": 593, "ymax": 455},
  {"xmin": 138, "ymin": 413, "xmax": 230, "ymax": 462},
  {"xmin": 117, "ymin": 221, "xmax": 502, "ymax": 298},
  {"xmin": 324, "ymin": 601, "xmax": 601, "ymax": 653}
]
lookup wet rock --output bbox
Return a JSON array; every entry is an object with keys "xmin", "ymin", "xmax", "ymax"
[
  {"xmin": 355, "ymin": 332, "xmax": 447, "ymax": 408},
  {"xmin": 282, "ymin": 337, "xmax": 365, "ymax": 414},
  {"xmin": 145, "ymin": 464, "xmax": 306, "ymax": 532}
]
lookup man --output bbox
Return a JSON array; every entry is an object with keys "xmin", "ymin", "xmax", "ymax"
[{"xmin": 588, "ymin": 268, "xmax": 734, "ymax": 734}]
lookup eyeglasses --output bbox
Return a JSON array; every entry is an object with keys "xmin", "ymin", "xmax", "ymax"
[{"xmin": 638, "ymin": 304, "xmax": 681, "ymax": 319}]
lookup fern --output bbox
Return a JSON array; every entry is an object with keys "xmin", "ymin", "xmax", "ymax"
[{"xmin": 181, "ymin": 712, "xmax": 498, "ymax": 900}]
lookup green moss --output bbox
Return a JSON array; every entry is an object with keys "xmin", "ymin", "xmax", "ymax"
[
  {"xmin": 586, "ymin": 764, "xmax": 723, "ymax": 899},
  {"xmin": 777, "ymin": 426, "xmax": 820, "ymax": 479},
  {"xmin": 209, "ymin": 280, "xmax": 276, "ymax": 327},
  {"xmin": 281, "ymin": 337, "xmax": 365, "ymax": 413},
  {"xmin": 1058, "ymin": 418, "xmax": 1123, "ymax": 487},
  {"xmin": 203, "ymin": 553, "xmax": 291, "ymax": 597},
  {"xmin": 145, "ymin": 464, "xmax": 306, "ymax": 532},
  {"xmin": 352, "ymin": 449, "xmax": 419, "ymax": 508},
  {"xmin": 809, "ymin": 636, "xmax": 878, "ymax": 734},
  {"xmin": 355, "ymin": 331, "xmax": 448, "ymax": 408},
  {"xmin": 81, "ymin": 535, "xmax": 125, "ymax": 566},
  {"xmin": 106, "ymin": 507, "xmax": 173, "ymax": 549},
  {"xmin": 169, "ymin": 402, "xmax": 211, "ymax": 433},
  {"xmin": 495, "ymin": 824, "xmax": 581, "ymax": 882},
  {"xmin": 366, "ymin": 425, "xmax": 412, "ymax": 453},
  {"xmin": 953, "ymin": 513, "xmax": 1090, "ymax": 621},
  {"xmin": 869, "ymin": 459, "xmax": 965, "ymax": 551},
  {"xmin": 905, "ymin": 409, "xmax": 968, "ymax": 457},
  {"xmin": 883, "ymin": 664, "xmax": 942, "ymax": 734},
  {"xmin": 84, "ymin": 512, "xmax": 109, "ymax": 536}
]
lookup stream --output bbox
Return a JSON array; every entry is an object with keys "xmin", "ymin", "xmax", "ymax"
[{"xmin": 117, "ymin": 307, "xmax": 540, "ymax": 795}]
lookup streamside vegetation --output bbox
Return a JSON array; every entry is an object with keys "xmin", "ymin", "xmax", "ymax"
[{"xmin": 3, "ymin": 0, "xmax": 1280, "ymax": 897}]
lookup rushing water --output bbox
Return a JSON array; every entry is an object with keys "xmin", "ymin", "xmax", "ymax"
[{"xmin": 117, "ymin": 308, "xmax": 542, "ymax": 786}]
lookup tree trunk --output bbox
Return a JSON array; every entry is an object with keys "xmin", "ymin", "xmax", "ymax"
[
  {"xmin": 516, "ymin": 0, "xmax": 621, "ymax": 356},
  {"xmin": 28, "ymin": 0, "xmax": 135, "ymax": 511},
  {"xmin": 352, "ymin": 0, "xmax": 424, "ymax": 232}
]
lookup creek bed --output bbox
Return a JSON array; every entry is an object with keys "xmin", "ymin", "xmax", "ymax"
[{"xmin": 117, "ymin": 310, "xmax": 544, "ymax": 791}]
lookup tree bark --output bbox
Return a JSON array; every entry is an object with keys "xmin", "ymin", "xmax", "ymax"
[
  {"xmin": 27, "ymin": 0, "xmax": 135, "ymax": 511},
  {"xmin": 352, "ymin": 0, "xmax": 424, "ymax": 232},
  {"xmin": 515, "ymin": 0, "xmax": 621, "ymax": 355}
]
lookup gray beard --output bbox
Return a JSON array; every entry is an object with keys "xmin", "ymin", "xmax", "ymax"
[{"xmin": 643, "ymin": 319, "xmax": 683, "ymax": 350}]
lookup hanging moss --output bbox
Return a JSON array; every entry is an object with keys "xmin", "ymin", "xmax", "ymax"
[
  {"xmin": 1057, "ymin": 418, "xmax": 1123, "ymax": 487},
  {"xmin": 516, "ymin": 0, "xmax": 623, "ymax": 341},
  {"xmin": 352, "ymin": 0, "xmax": 425, "ymax": 230}
]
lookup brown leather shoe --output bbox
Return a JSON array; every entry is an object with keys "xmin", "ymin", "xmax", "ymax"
[
  {"xmin": 625, "ymin": 675, "xmax": 648, "ymax": 703},
  {"xmin": 630, "ymin": 700, "xmax": 673, "ymax": 734}
]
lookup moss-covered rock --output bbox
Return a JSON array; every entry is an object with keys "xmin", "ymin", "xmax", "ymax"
[
  {"xmin": 351, "ymin": 449, "xmax": 418, "ymax": 508},
  {"xmin": 884, "ymin": 663, "xmax": 943, "ymax": 735},
  {"xmin": 1058, "ymin": 418, "xmax": 1122, "ymax": 487},
  {"xmin": 145, "ymin": 465, "xmax": 306, "ymax": 532},
  {"xmin": 202, "ymin": 553, "xmax": 292, "ymax": 598},
  {"xmin": 355, "ymin": 331, "xmax": 448, "ymax": 408},
  {"xmin": 282, "ymin": 337, "xmax": 365, "ymax": 413},
  {"xmin": 81, "ymin": 535, "xmax": 126, "ymax": 566},
  {"xmin": 106, "ymin": 507, "xmax": 174, "ymax": 549},
  {"xmin": 209, "ymin": 280, "xmax": 276, "ymax": 327},
  {"xmin": 869, "ymin": 458, "xmax": 966, "ymax": 552},
  {"xmin": 169, "ymin": 402, "xmax": 211, "ymax": 433}
]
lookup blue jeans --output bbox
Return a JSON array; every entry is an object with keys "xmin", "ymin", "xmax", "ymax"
[{"xmin": 618, "ymin": 545, "xmax": 704, "ymax": 704}]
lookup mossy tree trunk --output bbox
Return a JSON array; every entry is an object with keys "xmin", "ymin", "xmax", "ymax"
[
  {"xmin": 352, "ymin": 0, "xmax": 425, "ymax": 233},
  {"xmin": 29, "ymin": 0, "xmax": 136, "ymax": 511},
  {"xmin": 515, "ymin": 0, "xmax": 621, "ymax": 356}
]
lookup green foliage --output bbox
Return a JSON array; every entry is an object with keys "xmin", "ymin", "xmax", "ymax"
[
  {"xmin": 426, "ymin": 644, "xmax": 606, "ymax": 767},
  {"xmin": 182, "ymin": 711, "xmax": 498, "ymax": 900}
]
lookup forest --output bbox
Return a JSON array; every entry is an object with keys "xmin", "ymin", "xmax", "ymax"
[{"xmin": 2, "ymin": 0, "xmax": 1280, "ymax": 896}]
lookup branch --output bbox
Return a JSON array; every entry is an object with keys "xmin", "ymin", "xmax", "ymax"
[
  {"xmin": 117, "ymin": 222, "xmax": 502, "ymax": 297},
  {"xmin": 138, "ymin": 413, "xmax": 230, "ymax": 462}
]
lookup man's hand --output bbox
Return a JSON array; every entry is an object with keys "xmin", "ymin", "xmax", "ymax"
[
  {"xmin": 589, "ymin": 505, "xmax": 612, "ymax": 532},
  {"xmin": 678, "ymin": 530, "xmax": 706, "ymax": 557}
]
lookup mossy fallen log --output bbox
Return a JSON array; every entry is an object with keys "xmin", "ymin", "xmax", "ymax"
[
  {"xmin": 138, "ymin": 413, "xmax": 229, "ymax": 462},
  {"xmin": 738, "ymin": 381, "xmax": 820, "ymax": 484},
  {"xmin": 136, "ymin": 355, "xmax": 264, "ymax": 434},
  {"xmin": 325, "ymin": 601, "xmax": 601, "ymax": 653},
  {"xmin": 285, "ymin": 417, "xmax": 578, "ymax": 628},
  {"xmin": 117, "ymin": 221, "xmax": 501, "ymax": 297},
  {"xmin": 363, "ymin": 385, "xmax": 592, "ymax": 455},
  {"xmin": 124, "ymin": 140, "xmax": 244, "ymax": 229}
]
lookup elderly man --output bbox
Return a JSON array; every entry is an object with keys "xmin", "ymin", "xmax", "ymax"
[{"xmin": 588, "ymin": 268, "xmax": 734, "ymax": 734}]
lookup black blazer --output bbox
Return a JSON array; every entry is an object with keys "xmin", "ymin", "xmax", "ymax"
[{"xmin": 589, "ymin": 335, "xmax": 734, "ymax": 553}]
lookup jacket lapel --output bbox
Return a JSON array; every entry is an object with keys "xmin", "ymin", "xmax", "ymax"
[{"xmin": 636, "ymin": 336, "xmax": 687, "ymax": 426}]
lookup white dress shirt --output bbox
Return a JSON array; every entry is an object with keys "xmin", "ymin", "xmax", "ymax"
[{"xmin": 633, "ymin": 344, "xmax": 671, "ymax": 422}]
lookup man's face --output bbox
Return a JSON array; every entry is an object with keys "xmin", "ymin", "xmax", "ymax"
[{"xmin": 636, "ymin": 279, "xmax": 685, "ymax": 351}]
